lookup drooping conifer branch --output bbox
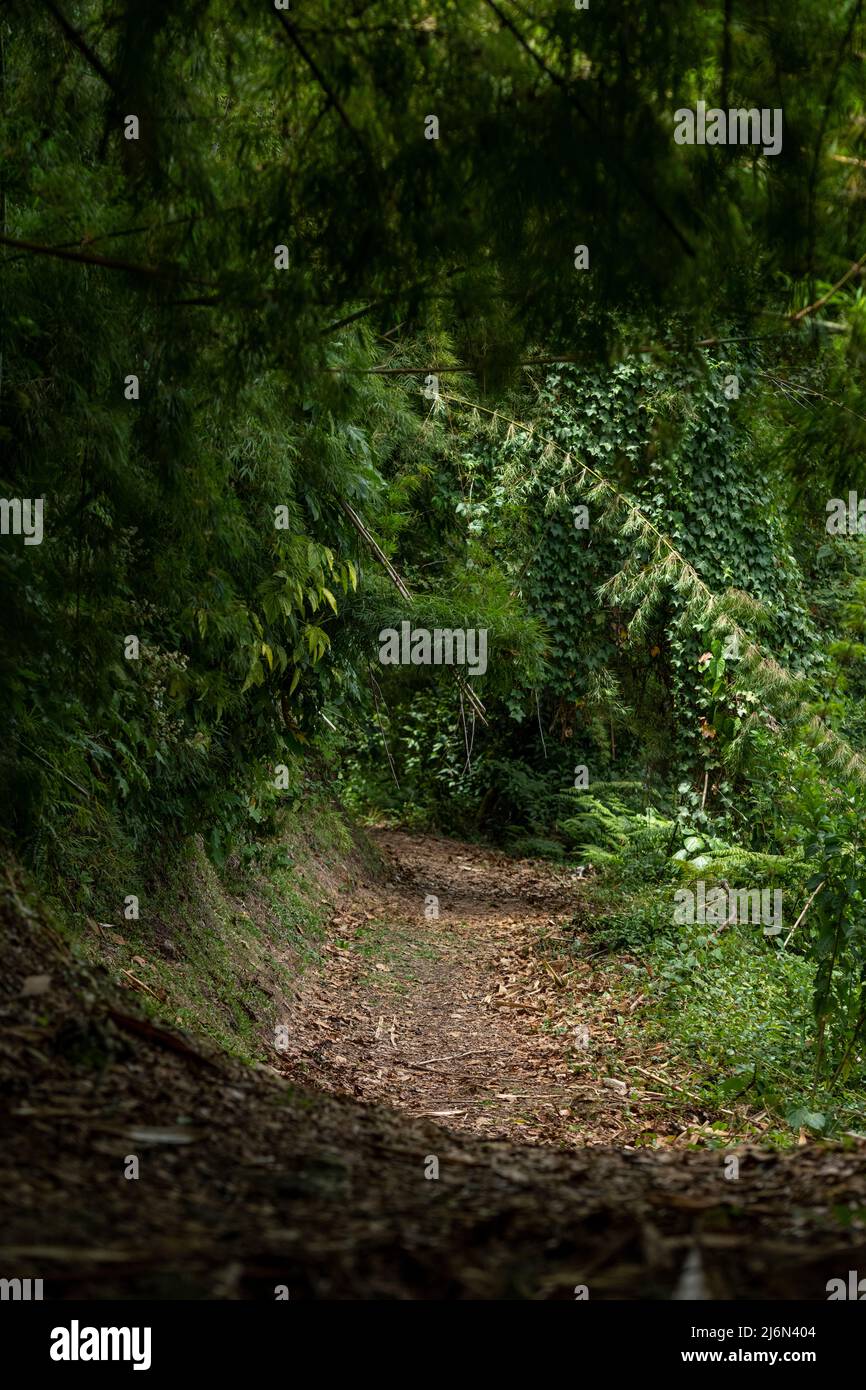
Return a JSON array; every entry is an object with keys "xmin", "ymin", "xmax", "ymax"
[{"xmin": 442, "ymin": 391, "xmax": 866, "ymax": 785}]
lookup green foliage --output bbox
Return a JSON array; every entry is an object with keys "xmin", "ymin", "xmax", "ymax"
[
  {"xmin": 649, "ymin": 921, "xmax": 819, "ymax": 1117},
  {"xmin": 4, "ymin": 0, "xmax": 866, "ymax": 1133},
  {"xmin": 797, "ymin": 778, "xmax": 866, "ymax": 1085}
]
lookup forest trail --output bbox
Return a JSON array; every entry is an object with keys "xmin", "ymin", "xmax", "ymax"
[
  {"xmin": 278, "ymin": 830, "xmax": 747, "ymax": 1148},
  {"xmin": 5, "ymin": 833, "xmax": 866, "ymax": 1300}
]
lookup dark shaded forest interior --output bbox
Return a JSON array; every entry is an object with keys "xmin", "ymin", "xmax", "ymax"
[{"xmin": 4, "ymin": 0, "xmax": 866, "ymax": 1308}]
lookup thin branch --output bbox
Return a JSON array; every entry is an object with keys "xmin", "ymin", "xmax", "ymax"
[
  {"xmin": 1, "ymin": 206, "xmax": 245, "ymax": 268},
  {"xmin": 167, "ymin": 294, "xmax": 226, "ymax": 307},
  {"xmin": 456, "ymin": 670, "xmax": 487, "ymax": 724},
  {"xmin": 323, "ymin": 338, "xmax": 807, "ymax": 377},
  {"xmin": 535, "ymin": 690, "xmax": 547, "ymax": 759},
  {"xmin": 322, "ymin": 300, "xmax": 395, "ymax": 335},
  {"xmin": 15, "ymin": 739, "xmax": 91, "ymax": 797},
  {"xmin": 339, "ymin": 500, "xmax": 412, "ymax": 602},
  {"xmin": 41, "ymin": 0, "xmax": 119, "ymax": 94},
  {"xmin": 759, "ymin": 371, "xmax": 866, "ymax": 427},
  {"xmin": 783, "ymin": 880, "xmax": 826, "ymax": 949},
  {"xmin": 442, "ymin": 391, "xmax": 700, "ymax": 611},
  {"xmin": 274, "ymin": 11, "xmax": 367, "ymax": 156},
  {"xmin": 320, "ymin": 265, "xmax": 469, "ymax": 335},
  {"xmin": 368, "ymin": 667, "xmax": 400, "ymax": 787},
  {"xmin": 414, "ymin": 1048, "xmax": 504, "ymax": 1067},
  {"xmin": 790, "ymin": 248, "xmax": 866, "ymax": 323},
  {"xmin": 0, "ymin": 233, "xmax": 214, "ymax": 285}
]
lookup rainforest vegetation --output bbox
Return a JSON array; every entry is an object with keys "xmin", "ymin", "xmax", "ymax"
[{"xmin": 4, "ymin": 0, "xmax": 866, "ymax": 1159}]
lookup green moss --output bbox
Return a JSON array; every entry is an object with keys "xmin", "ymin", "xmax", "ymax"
[{"xmin": 66, "ymin": 785, "xmax": 380, "ymax": 1064}]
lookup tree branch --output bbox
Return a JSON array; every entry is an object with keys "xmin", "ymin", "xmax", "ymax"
[
  {"xmin": 41, "ymin": 0, "xmax": 118, "ymax": 94},
  {"xmin": 0, "ymin": 233, "xmax": 214, "ymax": 285},
  {"xmin": 339, "ymin": 500, "xmax": 413, "ymax": 602},
  {"xmin": 274, "ymin": 11, "xmax": 367, "ymax": 157},
  {"xmin": 790, "ymin": 249, "xmax": 866, "ymax": 323}
]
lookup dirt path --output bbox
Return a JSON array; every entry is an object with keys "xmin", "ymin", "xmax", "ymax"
[
  {"xmin": 5, "ymin": 831, "xmax": 866, "ymax": 1300},
  {"xmin": 277, "ymin": 830, "xmax": 753, "ymax": 1148}
]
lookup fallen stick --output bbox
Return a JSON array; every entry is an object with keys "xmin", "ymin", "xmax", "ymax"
[
  {"xmin": 542, "ymin": 959, "xmax": 564, "ymax": 985},
  {"xmin": 414, "ymin": 1047, "xmax": 507, "ymax": 1067},
  {"xmin": 417, "ymin": 1089, "xmax": 575, "ymax": 1102},
  {"xmin": 119, "ymin": 969, "xmax": 161, "ymax": 999}
]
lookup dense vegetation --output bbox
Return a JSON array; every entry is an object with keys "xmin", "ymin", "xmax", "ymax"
[{"xmin": 3, "ymin": 0, "xmax": 866, "ymax": 1137}]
